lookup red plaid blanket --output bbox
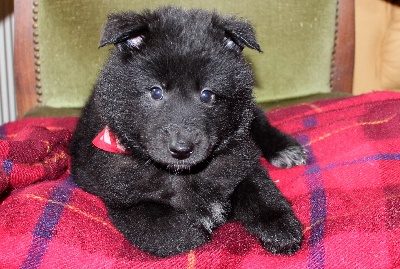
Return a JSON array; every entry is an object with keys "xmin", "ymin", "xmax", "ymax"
[
  {"xmin": 0, "ymin": 92, "xmax": 399, "ymax": 268},
  {"xmin": 0, "ymin": 118, "xmax": 77, "ymax": 195}
]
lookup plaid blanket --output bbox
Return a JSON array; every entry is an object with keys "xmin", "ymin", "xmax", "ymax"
[
  {"xmin": 0, "ymin": 92, "xmax": 399, "ymax": 268},
  {"xmin": 0, "ymin": 118, "xmax": 77, "ymax": 195}
]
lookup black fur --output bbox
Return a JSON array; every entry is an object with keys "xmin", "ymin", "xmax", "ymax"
[{"xmin": 70, "ymin": 6, "xmax": 306, "ymax": 257}]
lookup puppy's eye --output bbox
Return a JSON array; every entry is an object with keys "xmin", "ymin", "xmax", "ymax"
[
  {"xmin": 149, "ymin": 86, "xmax": 163, "ymax": 100},
  {"xmin": 200, "ymin": 89, "xmax": 214, "ymax": 104}
]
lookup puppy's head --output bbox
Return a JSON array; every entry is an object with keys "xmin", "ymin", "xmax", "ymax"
[{"xmin": 94, "ymin": 6, "xmax": 262, "ymax": 171}]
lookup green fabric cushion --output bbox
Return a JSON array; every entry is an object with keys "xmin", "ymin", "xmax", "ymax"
[{"xmin": 38, "ymin": 0, "xmax": 337, "ymax": 108}]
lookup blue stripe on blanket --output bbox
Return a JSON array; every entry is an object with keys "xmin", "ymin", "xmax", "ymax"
[
  {"xmin": 20, "ymin": 177, "xmax": 76, "ymax": 269},
  {"xmin": 2, "ymin": 159, "xmax": 13, "ymax": 176},
  {"xmin": 298, "ymin": 115, "xmax": 327, "ymax": 269}
]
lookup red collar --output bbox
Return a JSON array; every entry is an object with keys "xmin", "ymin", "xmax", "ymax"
[{"xmin": 92, "ymin": 126, "xmax": 130, "ymax": 154}]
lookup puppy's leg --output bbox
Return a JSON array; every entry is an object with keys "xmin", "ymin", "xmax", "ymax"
[
  {"xmin": 230, "ymin": 169, "xmax": 303, "ymax": 254},
  {"xmin": 108, "ymin": 203, "xmax": 210, "ymax": 257},
  {"xmin": 251, "ymin": 106, "xmax": 307, "ymax": 168}
]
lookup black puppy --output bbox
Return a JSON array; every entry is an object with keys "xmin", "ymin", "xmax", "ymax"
[{"xmin": 70, "ymin": 6, "xmax": 306, "ymax": 257}]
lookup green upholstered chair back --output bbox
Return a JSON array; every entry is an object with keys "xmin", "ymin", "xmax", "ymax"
[{"xmin": 16, "ymin": 0, "xmax": 351, "ymax": 116}]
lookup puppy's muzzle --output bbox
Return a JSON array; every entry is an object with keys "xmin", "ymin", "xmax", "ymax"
[
  {"xmin": 166, "ymin": 124, "xmax": 202, "ymax": 160},
  {"xmin": 169, "ymin": 139, "xmax": 194, "ymax": 160}
]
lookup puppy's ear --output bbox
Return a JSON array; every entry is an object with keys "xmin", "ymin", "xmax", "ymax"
[
  {"xmin": 218, "ymin": 17, "xmax": 263, "ymax": 53},
  {"xmin": 99, "ymin": 12, "xmax": 148, "ymax": 49}
]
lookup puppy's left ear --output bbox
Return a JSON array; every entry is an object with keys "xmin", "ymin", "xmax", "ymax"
[
  {"xmin": 217, "ymin": 17, "xmax": 263, "ymax": 53},
  {"xmin": 99, "ymin": 12, "xmax": 149, "ymax": 49}
]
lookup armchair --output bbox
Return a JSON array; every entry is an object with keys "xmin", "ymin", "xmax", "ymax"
[{"xmin": 14, "ymin": 0, "xmax": 354, "ymax": 118}]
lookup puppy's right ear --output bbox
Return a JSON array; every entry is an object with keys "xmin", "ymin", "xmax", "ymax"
[{"xmin": 99, "ymin": 12, "xmax": 149, "ymax": 49}]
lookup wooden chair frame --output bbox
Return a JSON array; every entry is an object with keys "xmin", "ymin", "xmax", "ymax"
[{"xmin": 13, "ymin": 0, "xmax": 355, "ymax": 118}]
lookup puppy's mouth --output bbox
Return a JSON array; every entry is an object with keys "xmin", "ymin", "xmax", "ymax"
[
  {"xmin": 155, "ymin": 160, "xmax": 207, "ymax": 173},
  {"xmin": 147, "ymin": 146, "xmax": 211, "ymax": 173},
  {"xmin": 144, "ymin": 125, "xmax": 212, "ymax": 172}
]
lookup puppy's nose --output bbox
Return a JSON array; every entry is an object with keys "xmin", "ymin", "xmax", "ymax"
[{"xmin": 169, "ymin": 140, "xmax": 194, "ymax": 160}]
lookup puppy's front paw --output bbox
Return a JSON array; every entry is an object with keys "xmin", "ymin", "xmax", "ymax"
[
  {"xmin": 269, "ymin": 145, "xmax": 307, "ymax": 168},
  {"xmin": 259, "ymin": 213, "xmax": 303, "ymax": 255}
]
